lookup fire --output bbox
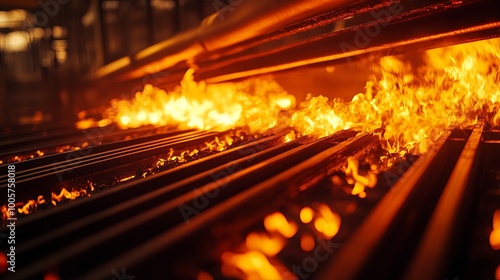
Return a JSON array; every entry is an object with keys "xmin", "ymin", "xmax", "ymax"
[
  {"xmin": 85, "ymin": 38, "xmax": 500, "ymax": 156},
  {"xmin": 197, "ymin": 271, "xmax": 213, "ymax": 280},
  {"xmin": 245, "ymin": 232, "xmax": 286, "ymax": 257},
  {"xmin": 314, "ymin": 203, "xmax": 341, "ymax": 239},
  {"xmin": 263, "ymin": 212, "xmax": 298, "ymax": 238},
  {"xmin": 221, "ymin": 250, "xmax": 283, "ymax": 280},
  {"xmin": 51, "ymin": 187, "xmax": 89, "ymax": 205},
  {"xmin": 344, "ymin": 156, "xmax": 377, "ymax": 198},
  {"xmin": 299, "ymin": 207, "xmax": 314, "ymax": 224},
  {"xmin": 490, "ymin": 209, "xmax": 500, "ymax": 250},
  {"xmin": 101, "ymin": 68, "xmax": 296, "ymax": 132},
  {"xmin": 221, "ymin": 212, "xmax": 298, "ymax": 279},
  {"xmin": 292, "ymin": 38, "xmax": 500, "ymax": 154},
  {"xmin": 1, "ymin": 133, "xmax": 246, "ymax": 220}
]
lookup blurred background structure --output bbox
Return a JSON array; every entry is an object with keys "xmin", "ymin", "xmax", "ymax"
[{"xmin": 0, "ymin": 0, "xmax": 238, "ymax": 128}]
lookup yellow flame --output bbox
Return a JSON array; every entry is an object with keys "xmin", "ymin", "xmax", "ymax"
[
  {"xmin": 314, "ymin": 203, "xmax": 341, "ymax": 239},
  {"xmin": 300, "ymin": 207, "xmax": 314, "ymax": 224},
  {"xmin": 221, "ymin": 251, "xmax": 282, "ymax": 280},
  {"xmin": 245, "ymin": 232, "xmax": 286, "ymax": 257},
  {"xmin": 292, "ymin": 38, "xmax": 500, "ymax": 154},
  {"xmin": 284, "ymin": 130, "xmax": 296, "ymax": 143},
  {"xmin": 18, "ymin": 200, "xmax": 36, "ymax": 215},
  {"xmin": 344, "ymin": 157, "xmax": 378, "ymax": 198},
  {"xmin": 101, "ymin": 69, "xmax": 295, "ymax": 132},
  {"xmin": 263, "ymin": 212, "xmax": 298, "ymax": 238},
  {"xmin": 81, "ymin": 38, "xmax": 499, "ymax": 156}
]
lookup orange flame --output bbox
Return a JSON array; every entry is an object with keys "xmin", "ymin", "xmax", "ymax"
[
  {"xmin": 263, "ymin": 212, "xmax": 298, "ymax": 238},
  {"xmin": 300, "ymin": 233, "xmax": 315, "ymax": 252},
  {"xmin": 221, "ymin": 250, "xmax": 283, "ymax": 280},
  {"xmin": 314, "ymin": 203, "xmax": 341, "ymax": 239},
  {"xmin": 81, "ymin": 39, "xmax": 499, "ymax": 156},
  {"xmin": 490, "ymin": 210, "xmax": 500, "ymax": 250},
  {"xmin": 292, "ymin": 38, "xmax": 500, "ymax": 154},
  {"xmin": 101, "ymin": 69, "xmax": 295, "ymax": 132},
  {"xmin": 245, "ymin": 232, "xmax": 286, "ymax": 257},
  {"xmin": 344, "ymin": 156, "xmax": 377, "ymax": 198},
  {"xmin": 300, "ymin": 207, "xmax": 314, "ymax": 224}
]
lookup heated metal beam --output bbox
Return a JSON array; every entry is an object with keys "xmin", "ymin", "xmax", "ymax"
[
  {"xmin": 316, "ymin": 127, "xmax": 463, "ymax": 279},
  {"xmin": 0, "ymin": 125, "xmax": 189, "ymax": 158},
  {"xmin": 403, "ymin": 122, "xmax": 484, "ymax": 280},
  {"xmin": 0, "ymin": 130, "xmax": 219, "ymax": 193},
  {"xmin": 13, "ymin": 132, "xmax": 291, "ymax": 239},
  {"xmin": 84, "ymin": 0, "xmax": 500, "ymax": 87},
  {"xmin": 7, "ymin": 130, "xmax": 363, "ymax": 280},
  {"xmin": 197, "ymin": 0, "xmax": 500, "ymax": 83},
  {"xmin": 77, "ymin": 132, "xmax": 378, "ymax": 280},
  {"xmin": 14, "ymin": 133, "xmax": 299, "ymax": 271}
]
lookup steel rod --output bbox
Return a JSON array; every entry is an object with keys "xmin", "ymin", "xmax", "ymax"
[{"xmin": 404, "ymin": 122, "xmax": 484, "ymax": 280}]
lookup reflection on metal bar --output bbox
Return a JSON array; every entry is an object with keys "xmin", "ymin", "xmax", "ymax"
[
  {"xmin": 404, "ymin": 121, "xmax": 484, "ymax": 280},
  {"xmin": 77, "ymin": 132, "xmax": 376, "ymax": 280},
  {"xmin": 317, "ymin": 127, "xmax": 457, "ymax": 280}
]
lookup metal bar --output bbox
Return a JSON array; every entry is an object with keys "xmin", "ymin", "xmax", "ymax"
[
  {"xmin": 8, "ymin": 130, "xmax": 360, "ymax": 280},
  {"xmin": 0, "ymin": 129, "xmax": 205, "ymax": 179},
  {"xmin": 0, "ymin": 125, "xmax": 189, "ymax": 158},
  {"xmin": 13, "ymin": 132, "xmax": 293, "ymax": 243},
  {"xmin": 16, "ymin": 134, "xmax": 300, "ymax": 268},
  {"xmin": 88, "ymin": 0, "xmax": 360, "ymax": 81},
  {"xmin": 403, "ymin": 122, "xmax": 484, "ymax": 280},
  {"xmin": 77, "ymin": 132, "xmax": 377, "ymax": 280},
  {"xmin": 197, "ymin": 0, "xmax": 500, "ymax": 83},
  {"xmin": 316, "ymin": 127, "xmax": 463, "ymax": 280},
  {"xmin": 0, "ymin": 130, "xmax": 216, "ymax": 187},
  {"xmin": 0, "ymin": 128, "xmax": 194, "ymax": 168}
]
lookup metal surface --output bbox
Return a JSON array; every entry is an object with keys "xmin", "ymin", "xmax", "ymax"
[
  {"xmin": 316, "ymin": 124, "xmax": 488, "ymax": 280},
  {"xmin": 197, "ymin": 0, "xmax": 500, "ymax": 83},
  {"xmin": 78, "ymin": 132, "xmax": 378, "ymax": 280},
  {"xmin": 90, "ymin": 0, "xmax": 360, "ymax": 82},
  {"xmin": 5, "ymin": 130, "xmax": 367, "ymax": 279},
  {"xmin": 404, "ymin": 122, "xmax": 484, "ymax": 280},
  {"xmin": 0, "ymin": 130, "xmax": 221, "ymax": 199},
  {"xmin": 316, "ymin": 126, "xmax": 464, "ymax": 279}
]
